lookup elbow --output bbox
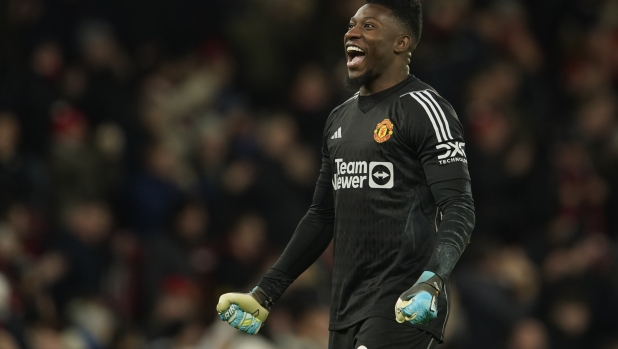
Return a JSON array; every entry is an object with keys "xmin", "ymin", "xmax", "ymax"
[
  {"xmin": 306, "ymin": 206, "xmax": 335, "ymax": 225},
  {"xmin": 462, "ymin": 203, "xmax": 475, "ymax": 243},
  {"xmin": 468, "ymin": 208, "xmax": 476, "ymax": 233},
  {"xmin": 460, "ymin": 200, "xmax": 475, "ymax": 233}
]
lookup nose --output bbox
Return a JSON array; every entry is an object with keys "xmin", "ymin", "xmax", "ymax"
[{"xmin": 344, "ymin": 24, "xmax": 361, "ymax": 42}]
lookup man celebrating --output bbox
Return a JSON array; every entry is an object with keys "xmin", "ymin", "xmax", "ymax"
[{"xmin": 216, "ymin": 0, "xmax": 475, "ymax": 348}]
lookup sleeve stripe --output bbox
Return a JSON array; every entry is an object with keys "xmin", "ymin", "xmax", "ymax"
[
  {"xmin": 415, "ymin": 91, "xmax": 450, "ymax": 141},
  {"xmin": 422, "ymin": 90, "xmax": 453, "ymax": 140},
  {"xmin": 405, "ymin": 92, "xmax": 443, "ymax": 143}
]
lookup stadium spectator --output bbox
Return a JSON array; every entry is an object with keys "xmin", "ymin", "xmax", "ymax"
[{"xmin": 0, "ymin": 0, "xmax": 617, "ymax": 347}]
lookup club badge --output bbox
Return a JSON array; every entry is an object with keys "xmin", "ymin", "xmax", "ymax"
[{"xmin": 373, "ymin": 119, "xmax": 394, "ymax": 143}]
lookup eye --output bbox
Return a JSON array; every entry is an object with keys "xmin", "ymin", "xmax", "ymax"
[
  {"xmin": 364, "ymin": 22, "xmax": 375, "ymax": 29},
  {"xmin": 348, "ymin": 23, "xmax": 355, "ymax": 30}
]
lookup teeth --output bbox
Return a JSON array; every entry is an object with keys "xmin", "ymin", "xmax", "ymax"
[{"xmin": 347, "ymin": 46, "xmax": 364, "ymax": 53}]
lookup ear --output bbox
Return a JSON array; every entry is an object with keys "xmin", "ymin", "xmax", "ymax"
[{"xmin": 394, "ymin": 35, "xmax": 412, "ymax": 54}]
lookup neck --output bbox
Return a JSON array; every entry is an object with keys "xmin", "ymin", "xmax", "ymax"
[{"xmin": 359, "ymin": 64, "xmax": 409, "ymax": 96}]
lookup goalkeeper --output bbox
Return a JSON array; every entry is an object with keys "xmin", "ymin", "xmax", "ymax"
[{"xmin": 217, "ymin": 0, "xmax": 475, "ymax": 348}]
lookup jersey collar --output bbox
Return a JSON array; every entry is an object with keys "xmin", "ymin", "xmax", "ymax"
[{"xmin": 357, "ymin": 75, "xmax": 417, "ymax": 114}]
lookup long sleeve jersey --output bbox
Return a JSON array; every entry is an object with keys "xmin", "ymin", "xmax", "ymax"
[{"xmin": 259, "ymin": 75, "xmax": 475, "ymax": 341}]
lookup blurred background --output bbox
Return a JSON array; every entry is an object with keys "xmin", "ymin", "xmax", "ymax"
[{"xmin": 0, "ymin": 0, "xmax": 617, "ymax": 348}]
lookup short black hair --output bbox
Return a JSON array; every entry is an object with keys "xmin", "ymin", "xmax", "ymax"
[{"xmin": 366, "ymin": 0, "xmax": 423, "ymax": 47}]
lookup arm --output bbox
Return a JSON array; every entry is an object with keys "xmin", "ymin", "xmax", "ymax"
[
  {"xmin": 425, "ymin": 178, "xmax": 475, "ymax": 282},
  {"xmin": 396, "ymin": 178, "xmax": 475, "ymax": 324},
  {"xmin": 257, "ymin": 157, "xmax": 335, "ymax": 302},
  {"xmin": 217, "ymin": 147, "xmax": 334, "ymax": 334},
  {"xmin": 396, "ymin": 90, "xmax": 475, "ymax": 324}
]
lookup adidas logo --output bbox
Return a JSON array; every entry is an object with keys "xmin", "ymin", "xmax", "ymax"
[{"xmin": 331, "ymin": 127, "xmax": 342, "ymax": 139}]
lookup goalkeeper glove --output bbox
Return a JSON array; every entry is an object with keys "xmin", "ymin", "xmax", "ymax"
[
  {"xmin": 395, "ymin": 271, "xmax": 443, "ymax": 325},
  {"xmin": 216, "ymin": 286, "xmax": 273, "ymax": 335}
]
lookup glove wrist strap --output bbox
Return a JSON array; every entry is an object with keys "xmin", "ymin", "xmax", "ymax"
[
  {"xmin": 251, "ymin": 286, "xmax": 274, "ymax": 311},
  {"xmin": 420, "ymin": 274, "xmax": 444, "ymax": 293}
]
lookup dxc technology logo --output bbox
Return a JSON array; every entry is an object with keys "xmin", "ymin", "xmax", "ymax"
[{"xmin": 436, "ymin": 142, "xmax": 467, "ymax": 165}]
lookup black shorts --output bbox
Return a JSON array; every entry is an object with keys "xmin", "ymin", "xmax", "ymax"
[{"xmin": 328, "ymin": 317, "xmax": 438, "ymax": 349}]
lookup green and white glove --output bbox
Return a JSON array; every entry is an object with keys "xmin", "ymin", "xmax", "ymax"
[
  {"xmin": 395, "ymin": 271, "xmax": 443, "ymax": 325},
  {"xmin": 216, "ymin": 286, "xmax": 272, "ymax": 335}
]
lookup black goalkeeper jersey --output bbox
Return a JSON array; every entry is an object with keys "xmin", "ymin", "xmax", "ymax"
[
  {"xmin": 259, "ymin": 74, "xmax": 473, "ymax": 342},
  {"xmin": 322, "ymin": 75, "xmax": 470, "ymax": 338}
]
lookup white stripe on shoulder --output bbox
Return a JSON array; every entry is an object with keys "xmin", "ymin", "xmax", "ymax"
[
  {"xmin": 414, "ymin": 91, "xmax": 449, "ymax": 141},
  {"xmin": 399, "ymin": 90, "xmax": 430, "ymax": 98},
  {"xmin": 422, "ymin": 90, "xmax": 453, "ymax": 140},
  {"xmin": 342, "ymin": 92, "xmax": 360, "ymax": 105},
  {"xmin": 403, "ymin": 92, "xmax": 443, "ymax": 143}
]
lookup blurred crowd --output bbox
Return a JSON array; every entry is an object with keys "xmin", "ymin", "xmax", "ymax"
[{"xmin": 0, "ymin": 0, "xmax": 618, "ymax": 348}]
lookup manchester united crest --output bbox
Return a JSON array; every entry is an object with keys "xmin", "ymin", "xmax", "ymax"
[{"xmin": 373, "ymin": 119, "xmax": 394, "ymax": 143}]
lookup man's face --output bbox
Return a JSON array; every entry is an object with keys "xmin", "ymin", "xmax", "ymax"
[{"xmin": 344, "ymin": 4, "xmax": 402, "ymax": 89}]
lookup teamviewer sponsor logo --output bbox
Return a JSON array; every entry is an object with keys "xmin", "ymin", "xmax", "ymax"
[
  {"xmin": 368, "ymin": 162, "xmax": 394, "ymax": 188},
  {"xmin": 332, "ymin": 159, "xmax": 393, "ymax": 190}
]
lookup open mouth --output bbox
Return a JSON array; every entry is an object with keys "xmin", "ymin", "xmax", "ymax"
[{"xmin": 346, "ymin": 45, "xmax": 366, "ymax": 68}]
